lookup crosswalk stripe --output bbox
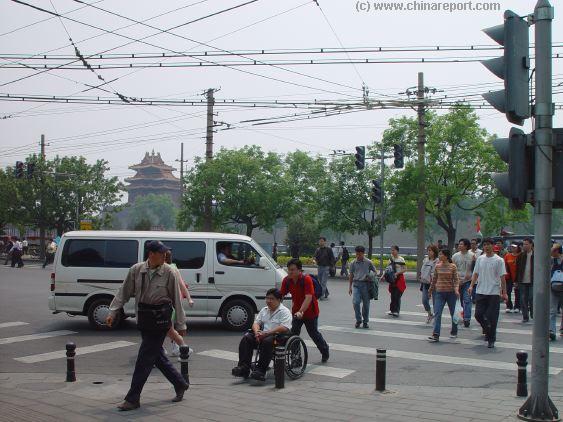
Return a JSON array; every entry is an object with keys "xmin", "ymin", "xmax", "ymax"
[
  {"xmin": 320, "ymin": 325, "xmax": 563, "ymax": 354},
  {"xmin": 197, "ymin": 349, "xmax": 355, "ymax": 378},
  {"xmin": 0, "ymin": 330, "xmax": 77, "ymax": 345},
  {"xmin": 369, "ymin": 317, "xmax": 532, "ymax": 335},
  {"xmin": 0, "ymin": 322, "xmax": 29, "ymax": 329},
  {"xmin": 14, "ymin": 341, "xmax": 136, "ymax": 363},
  {"xmin": 399, "ymin": 310, "xmax": 531, "ymax": 326},
  {"xmin": 304, "ymin": 340, "xmax": 562, "ymax": 375}
]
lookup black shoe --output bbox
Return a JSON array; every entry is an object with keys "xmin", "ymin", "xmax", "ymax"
[
  {"xmin": 172, "ymin": 383, "xmax": 189, "ymax": 402},
  {"xmin": 487, "ymin": 341, "xmax": 495, "ymax": 349},
  {"xmin": 250, "ymin": 370, "xmax": 266, "ymax": 382},
  {"xmin": 549, "ymin": 331, "xmax": 556, "ymax": 341},
  {"xmin": 232, "ymin": 365, "xmax": 250, "ymax": 378},
  {"xmin": 117, "ymin": 400, "xmax": 140, "ymax": 411},
  {"xmin": 363, "ymin": 322, "xmax": 369, "ymax": 329},
  {"xmin": 523, "ymin": 318, "xmax": 529, "ymax": 323},
  {"xmin": 321, "ymin": 350, "xmax": 329, "ymax": 363},
  {"xmin": 427, "ymin": 335, "xmax": 439, "ymax": 343},
  {"xmin": 463, "ymin": 320, "xmax": 470, "ymax": 328},
  {"xmin": 355, "ymin": 321, "xmax": 361, "ymax": 328}
]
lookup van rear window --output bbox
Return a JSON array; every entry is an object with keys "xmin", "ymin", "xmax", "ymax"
[{"xmin": 62, "ymin": 239, "xmax": 138, "ymax": 268}]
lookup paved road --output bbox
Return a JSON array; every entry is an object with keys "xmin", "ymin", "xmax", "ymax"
[{"xmin": 1, "ymin": 263, "xmax": 562, "ymax": 396}]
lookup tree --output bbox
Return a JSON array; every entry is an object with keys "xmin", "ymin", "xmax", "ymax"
[
  {"xmin": 128, "ymin": 193, "xmax": 177, "ymax": 230},
  {"xmin": 381, "ymin": 105, "xmax": 504, "ymax": 250},
  {"xmin": 132, "ymin": 218, "xmax": 153, "ymax": 231},
  {"xmin": 179, "ymin": 146, "xmax": 288, "ymax": 237},
  {"xmin": 286, "ymin": 214, "xmax": 320, "ymax": 258},
  {"xmin": 318, "ymin": 155, "xmax": 382, "ymax": 257},
  {"xmin": 0, "ymin": 168, "xmax": 18, "ymax": 233}
]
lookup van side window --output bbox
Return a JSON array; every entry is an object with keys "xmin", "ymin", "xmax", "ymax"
[
  {"xmin": 216, "ymin": 241, "xmax": 262, "ymax": 267},
  {"xmin": 143, "ymin": 240, "xmax": 205, "ymax": 269},
  {"xmin": 62, "ymin": 240, "xmax": 138, "ymax": 268}
]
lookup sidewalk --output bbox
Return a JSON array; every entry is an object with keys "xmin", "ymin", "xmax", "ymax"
[{"xmin": 1, "ymin": 371, "xmax": 556, "ymax": 422}]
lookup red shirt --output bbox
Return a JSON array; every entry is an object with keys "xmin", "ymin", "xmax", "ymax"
[{"xmin": 280, "ymin": 274, "xmax": 319, "ymax": 320}]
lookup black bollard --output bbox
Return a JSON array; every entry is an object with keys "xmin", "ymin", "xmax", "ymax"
[
  {"xmin": 375, "ymin": 349, "xmax": 386, "ymax": 392},
  {"xmin": 66, "ymin": 342, "xmax": 76, "ymax": 382},
  {"xmin": 516, "ymin": 351, "xmax": 528, "ymax": 397},
  {"xmin": 179, "ymin": 345, "xmax": 190, "ymax": 388},
  {"xmin": 274, "ymin": 345, "xmax": 285, "ymax": 389}
]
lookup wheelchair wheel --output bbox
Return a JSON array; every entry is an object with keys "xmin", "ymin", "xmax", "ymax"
[{"xmin": 284, "ymin": 335, "xmax": 308, "ymax": 379}]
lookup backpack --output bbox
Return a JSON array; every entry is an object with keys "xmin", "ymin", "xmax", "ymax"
[
  {"xmin": 552, "ymin": 258, "xmax": 563, "ymax": 293},
  {"xmin": 283, "ymin": 274, "xmax": 323, "ymax": 300}
]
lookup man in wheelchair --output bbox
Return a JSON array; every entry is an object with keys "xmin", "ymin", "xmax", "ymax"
[{"xmin": 231, "ymin": 288, "xmax": 292, "ymax": 381}]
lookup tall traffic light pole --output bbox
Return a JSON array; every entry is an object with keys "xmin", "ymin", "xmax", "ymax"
[
  {"xmin": 519, "ymin": 1, "xmax": 557, "ymax": 420},
  {"xmin": 203, "ymin": 88, "xmax": 215, "ymax": 232},
  {"xmin": 416, "ymin": 72, "xmax": 426, "ymax": 281}
]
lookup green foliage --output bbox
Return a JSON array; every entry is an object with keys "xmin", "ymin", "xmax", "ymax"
[
  {"xmin": 128, "ymin": 193, "xmax": 177, "ymax": 230},
  {"xmin": 132, "ymin": 218, "xmax": 153, "ymax": 231},
  {"xmin": 285, "ymin": 214, "xmax": 320, "ymax": 258}
]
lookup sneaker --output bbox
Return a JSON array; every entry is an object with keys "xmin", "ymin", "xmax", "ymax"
[
  {"xmin": 392, "ymin": 312, "xmax": 399, "ymax": 318},
  {"xmin": 387, "ymin": 311, "xmax": 393, "ymax": 316},
  {"xmin": 549, "ymin": 331, "xmax": 556, "ymax": 341},
  {"xmin": 427, "ymin": 335, "xmax": 439, "ymax": 343},
  {"xmin": 250, "ymin": 370, "xmax": 266, "ymax": 382},
  {"xmin": 449, "ymin": 333, "xmax": 458, "ymax": 339},
  {"xmin": 487, "ymin": 341, "xmax": 495, "ymax": 349},
  {"xmin": 232, "ymin": 366, "xmax": 250, "ymax": 378},
  {"xmin": 523, "ymin": 318, "xmax": 530, "ymax": 323},
  {"xmin": 505, "ymin": 309, "xmax": 512, "ymax": 313},
  {"xmin": 363, "ymin": 322, "xmax": 369, "ymax": 329},
  {"xmin": 463, "ymin": 320, "xmax": 470, "ymax": 328},
  {"xmin": 355, "ymin": 321, "xmax": 361, "ymax": 328},
  {"xmin": 426, "ymin": 314, "xmax": 434, "ymax": 324}
]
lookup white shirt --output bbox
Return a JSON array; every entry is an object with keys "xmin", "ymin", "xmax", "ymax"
[
  {"xmin": 473, "ymin": 254, "xmax": 507, "ymax": 296},
  {"xmin": 22, "ymin": 240, "xmax": 28, "ymax": 247},
  {"xmin": 452, "ymin": 251, "xmax": 475, "ymax": 283},
  {"xmin": 472, "ymin": 248, "xmax": 483, "ymax": 257},
  {"xmin": 255, "ymin": 304, "xmax": 292, "ymax": 332},
  {"xmin": 522, "ymin": 252, "xmax": 533, "ymax": 284}
]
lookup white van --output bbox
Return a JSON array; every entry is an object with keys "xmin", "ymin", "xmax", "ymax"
[{"xmin": 48, "ymin": 231, "xmax": 287, "ymax": 331}]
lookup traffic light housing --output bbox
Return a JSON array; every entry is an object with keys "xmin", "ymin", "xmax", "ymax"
[
  {"xmin": 393, "ymin": 144, "xmax": 404, "ymax": 168},
  {"xmin": 14, "ymin": 161, "xmax": 24, "ymax": 179},
  {"xmin": 372, "ymin": 179, "xmax": 382, "ymax": 204},
  {"xmin": 355, "ymin": 146, "xmax": 365, "ymax": 170},
  {"xmin": 482, "ymin": 10, "xmax": 530, "ymax": 125},
  {"xmin": 26, "ymin": 162, "xmax": 35, "ymax": 179},
  {"xmin": 491, "ymin": 128, "xmax": 533, "ymax": 210}
]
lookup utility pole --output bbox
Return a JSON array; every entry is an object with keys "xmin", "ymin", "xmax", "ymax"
[
  {"xmin": 203, "ymin": 88, "xmax": 215, "ymax": 232},
  {"xmin": 39, "ymin": 134, "xmax": 46, "ymax": 259},
  {"xmin": 379, "ymin": 143, "xmax": 385, "ymax": 275},
  {"xmin": 416, "ymin": 73, "xmax": 426, "ymax": 281},
  {"xmin": 40, "ymin": 134, "xmax": 46, "ymax": 160},
  {"xmin": 519, "ymin": 0, "xmax": 557, "ymax": 420},
  {"xmin": 180, "ymin": 142, "xmax": 184, "ymax": 197}
]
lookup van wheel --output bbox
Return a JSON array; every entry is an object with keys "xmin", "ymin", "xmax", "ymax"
[
  {"xmin": 221, "ymin": 299, "xmax": 253, "ymax": 331},
  {"xmin": 88, "ymin": 298, "xmax": 120, "ymax": 330}
]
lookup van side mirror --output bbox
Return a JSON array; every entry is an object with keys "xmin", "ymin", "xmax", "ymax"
[{"xmin": 258, "ymin": 257, "xmax": 269, "ymax": 269}]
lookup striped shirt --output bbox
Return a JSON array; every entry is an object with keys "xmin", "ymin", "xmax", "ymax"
[{"xmin": 431, "ymin": 262, "xmax": 459, "ymax": 293}]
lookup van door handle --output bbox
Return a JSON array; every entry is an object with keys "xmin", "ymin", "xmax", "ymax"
[
  {"xmin": 208, "ymin": 277, "xmax": 215, "ymax": 284},
  {"xmin": 215, "ymin": 271, "xmax": 225, "ymax": 275},
  {"xmin": 196, "ymin": 273, "xmax": 201, "ymax": 283}
]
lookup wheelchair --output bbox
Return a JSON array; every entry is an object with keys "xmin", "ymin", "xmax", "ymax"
[{"xmin": 250, "ymin": 332, "xmax": 308, "ymax": 380}]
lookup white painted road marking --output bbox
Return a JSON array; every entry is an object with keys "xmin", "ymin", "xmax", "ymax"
[
  {"xmin": 14, "ymin": 341, "xmax": 136, "ymax": 363},
  {"xmin": 369, "ymin": 317, "xmax": 532, "ymax": 335},
  {"xmin": 399, "ymin": 310, "xmax": 532, "ymax": 326},
  {"xmin": 197, "ymin": 349, "xmax": 355, "ymax": 378},
  {"xmin": 304, "ymin": 340, "xmax": 562, "ymax": 375},
  {"xmin": 320, "ymin": 325, "xmax": 563, "ymax": 354},
  {"xmin": 0, "ymin": 322, "xmax": 29, "ymax": 329},
  {"xmin": 0, "ymin": 330, "xmax": 77, "ymax": 345}
]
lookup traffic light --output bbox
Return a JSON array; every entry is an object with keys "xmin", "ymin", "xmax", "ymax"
[
  {"xmin": 393, "ymin": 144, "xmax": 404, "ymax": 168},
  {"xmin": 491, "ymin": 128, "xmax": 533, "ymax": 210},
  {"xmin": 372, "ymin": 179, "xmax": 382, "ymax": 204},
  {"xmin": 482, "ymin": 10, "xmax": 530, "ymax": 125},
  {"xmin": 354, "ymin": 146, "xmax": 365, "ymax": 170},
  {"xmin": 26, "ymin": 162, "xmax": 35, "ymax": 179},
  {"xmin": 14, "ymin": 161, "xmax": 24, "ymax": 179}
]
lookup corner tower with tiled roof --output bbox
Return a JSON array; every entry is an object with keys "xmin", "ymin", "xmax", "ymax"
[{"xmin": 125, "ymin": 150, "xmax": 181, "ymax": 205}]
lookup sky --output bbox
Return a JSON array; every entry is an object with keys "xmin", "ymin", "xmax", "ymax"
[{"xmin": 0, "ymin": 0, "xmax": 561, "ymax": 197}]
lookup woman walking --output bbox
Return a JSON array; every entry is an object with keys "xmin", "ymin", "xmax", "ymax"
[
  {"xmin": 387, "ymin": 245, "xmax": 407, "ymax": 317},
  {"xmin": 428, "ymin": 249, "xmax": 460, "ymax": 342},
  {"xmin": 420, "ymin": 245, "xmax": 439, "ymax": 324}
]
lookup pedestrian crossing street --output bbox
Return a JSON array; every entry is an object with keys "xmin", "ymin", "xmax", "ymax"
[{"xmin": 1, "ymin": 311, "xmax": 562, "ymax": 380}]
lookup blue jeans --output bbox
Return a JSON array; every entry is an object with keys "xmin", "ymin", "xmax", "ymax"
[
  {"xmin": 421, "ymin": 283, "xmax": 434, "ymax": 314},
  {"xmin": 318, "ymin": 266, "xmax": 330, "ymax": 298},
  {"xmin": 352, "ymin": 281, "xmax": 371, "ymax": 324},
  {"xmin": 459, "ymin": 281, "xmax": 472, "ymax": 322},
  {"xmin": 551, "ymin": 290, "xmax": 563, "ymax": 334},
  {"xmin": 432, "ymin": 291, "xmax": 458, "ymax": 337}
]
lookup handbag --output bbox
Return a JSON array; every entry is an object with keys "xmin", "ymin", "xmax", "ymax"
[
  {"xmin": 136, "ymin": 273, "xmax": 173, "ymax": 331},
  {"xmin": 551, "ymin": 270, "xmax": 563, "ymax": 293}
]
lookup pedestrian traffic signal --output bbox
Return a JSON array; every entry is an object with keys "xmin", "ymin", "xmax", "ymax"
[
  {"xmin": 372, "ymin": 179, "xmax": 382, "ymax": 204},
  {"xmin": 26, "ymin": 162, "xmax": 35, "ymax": 179},
  {"xmin": 354, "ymin": 146, "xmax": 365, "ymax": 170},
  {"xmin": 14, "ymin": 161, "xmax": 24, "ymax": 179},
  {"xmin": 393, "ymin": 144, "xmax": 404, "ymax": 168},
  {"xmin": 482, "ymin": 10, "xmax": 530, "ymax": 125},
  {"xmin": 491, "ymin": 128, "xmax": 533, "ymax": 210}
]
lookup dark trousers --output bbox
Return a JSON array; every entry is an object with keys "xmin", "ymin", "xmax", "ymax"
[
  {"xmin": 43, "ymin": 253, "xmax": 54, "ymax": 268},
  {"xmin": 292, "ymin": 317, "xmax": 329, "ymax": 355},
  {"xmin": 506, "ymin": 281, "xmax": 514, "ymax": 310},
  {"xmin": 125, "ymin": 329, "xmax": 186, "ymax": 404},
  {"xmin": 514, "ymin": 285, "xmax": 521, "ymax": 310},
  {"xmin": 389, "ymin": 285, "xmax": 403, "ymax": 314},
  {"xmin": 475, "ymin": 294, "xmax": 501, "ymax": 342},
  {"xmin": 11, "ymin": 250, "xmax": 23, "ymax": 268},
  {"xmin": 3, "ymin": 251, "xmax": 11, "ymax": 265},
  {"xmin": 238, "ymin": 332, "xmax": 275, "ymax": 373},
  {"xmin": 520, "ymin": 284, "xmax": 533, "ymax": 320}
]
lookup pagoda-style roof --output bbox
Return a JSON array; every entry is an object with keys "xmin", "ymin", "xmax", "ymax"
[{"xmin": 129, "ymin": 150, "xmax": 176, "ymax": 172}]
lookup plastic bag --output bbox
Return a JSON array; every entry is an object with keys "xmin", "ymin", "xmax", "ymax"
[{"xmin": 452, "ymin": 300, "xmax": 463, "ymax": 325}]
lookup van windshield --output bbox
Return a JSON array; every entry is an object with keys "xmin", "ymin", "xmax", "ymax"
[{"xmin": 251, "ymin": 242, "xmax": 280, "ymax": 269}]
